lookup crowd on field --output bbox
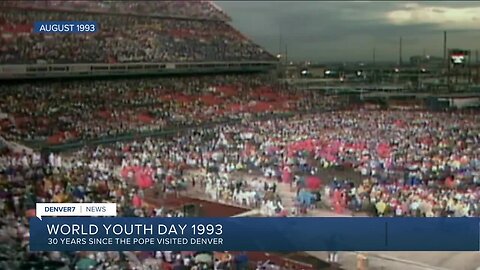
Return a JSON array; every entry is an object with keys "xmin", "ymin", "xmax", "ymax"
[
  {"xmin": 2, "ymin": 106, "xmax": 480, "ymax": 268},
  {"xmin": 0, "ymin": 120, "xmax": 304, "ymax": 268}
]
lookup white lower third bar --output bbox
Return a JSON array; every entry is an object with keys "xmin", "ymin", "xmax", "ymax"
[{"xmin": 35, "ymin": 203, "xmax": 117, "ymax": 220}]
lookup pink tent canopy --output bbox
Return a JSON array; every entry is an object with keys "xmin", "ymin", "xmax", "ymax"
[
  {"xmin": 121, "ymin": 166, "xmax": 154, "ymax": 189},
  {"xmin": 135, "ymin": 169, "xmax": 154, "ymax": 189},
  {"xmin": 306, "ymin": 176, "xmax": 322, "ymax": 190}
]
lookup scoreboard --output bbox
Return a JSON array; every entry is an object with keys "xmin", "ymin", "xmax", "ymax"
[{"xmin": 449, "ymin": 49, "xmax": 470, "ymax": 67}]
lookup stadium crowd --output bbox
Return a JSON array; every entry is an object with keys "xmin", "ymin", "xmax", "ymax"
[
  {"xmin": 0, "ymin": 135, "xmax": 230, "ymax": 269},
  {"xmin": 0, "ymin": 8, "xmax": 272, "ymax": 64},
  {"xmin": 284, "ymin": 111, "xmax": 480, "ymax": 217},
  {"xmin": 109, "ymin": 110, "xmax": 479, "ymax": 219},
  {"xmin": 0, "ymin": 126, "xmax": 291, "ymax": 268},
  {"xmin": 2, "ymin": 106, "xmax": 480, "ymax": 267},
  {"xmin": 2, "ymin": 109, "xmax": 480, "ymax": 217},
  {"xmin": 2, "ymin": 1, "xmax": 480, "ymax": 269},
  {"xmin": 0, "ymin": 75, "xmax": 329, "ymax": 144},
  {"xmin": 0, "ymin": 0, "xmax": 231, "ymax": 21}
]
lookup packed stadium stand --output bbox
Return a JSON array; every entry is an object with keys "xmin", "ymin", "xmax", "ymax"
[
  {"xmin": 0, "ymin": 75, "xmax": 331, "ymax": 145},
  {"xmin": 1, "ymin": 0, "xmax": 232, "ymax": 21},
  {"xmin": 0, "ymin": 1, "xmax": 273, "ymax": 64}
]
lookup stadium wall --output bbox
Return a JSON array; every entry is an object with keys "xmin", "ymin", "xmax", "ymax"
[{"xmin": 0, "ymin": 61, "xmax": 278, "ymax": 80}]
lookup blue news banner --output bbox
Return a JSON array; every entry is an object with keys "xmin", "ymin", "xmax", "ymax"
[
  {"xmin": 30, "ymin": 218, "xmax": 480, "ymax": 252},
  {"xmin": 33, "ymin": 21, "xmax": 98, "ymax": 33}
]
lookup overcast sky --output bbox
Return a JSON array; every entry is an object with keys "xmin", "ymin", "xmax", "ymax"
[{"xmin": 215, "ymin": 1, "xmax": 480, "ymax": 63}]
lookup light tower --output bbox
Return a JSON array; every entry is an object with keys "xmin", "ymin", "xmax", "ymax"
[{"xmin": 399, "ymin": 37, "xmax": 403, "ymax": 66}]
